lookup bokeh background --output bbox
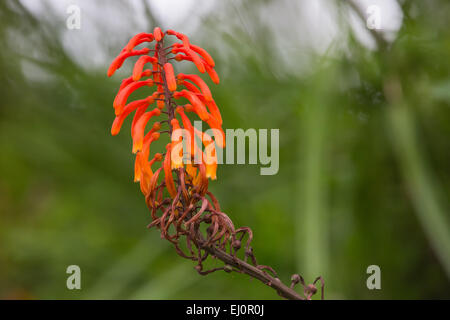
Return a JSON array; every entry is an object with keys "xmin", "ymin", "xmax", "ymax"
[{"xmin": 1, "ymin": 0, "xmax": 449, "ymax": 299}]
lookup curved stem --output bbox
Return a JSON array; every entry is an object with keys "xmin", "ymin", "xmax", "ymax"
[{"xmin": 201, "ymin": 243, "xmax": 304, "ymax": 300}]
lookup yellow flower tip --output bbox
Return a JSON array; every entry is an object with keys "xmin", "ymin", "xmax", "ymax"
[
  {"xmin": 206, "ymin": 171, "xmax": 217, "ymax": 180},
  {"xmin": 132, "ymin": 140, "xmax": 143, "ymax": 154}
]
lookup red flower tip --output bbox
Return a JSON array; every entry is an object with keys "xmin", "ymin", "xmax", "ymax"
[
  {"xmin": 205, "ymin": 64, "xmax": 220, "ymax": 84},
  {"xmin": 153, "ymin": 27, "xmax": 164, "ymax": 42},
  {"xmin": 163, "ymin": 63, "xmax": 177, "ymax": 91}
]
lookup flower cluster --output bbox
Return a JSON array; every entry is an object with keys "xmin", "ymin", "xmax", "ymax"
[
  {"xmin": 108, "ymin": 27, "xmax": 239, "ymax": 259},
  {"xmin": 108, "ymin": 27, "xmax": 224, "ymax": 199}
]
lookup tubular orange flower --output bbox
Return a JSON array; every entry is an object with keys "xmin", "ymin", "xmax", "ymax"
[
  {"xmin": 204, "ymin": 63, "xmax": 220, "ymax": 84},
  {"xmin": 175, "ymin": 106, "xmax": 196, "ymax": 156},
  {"xmin": 163, "ymin": 144, "xmax": 177, "ymax": 198},
  {"xmin": 125, "ymin": 32, "xmax": 154, "ymax": 52},
  {"xmin": 172, "ymin": 52, "xmax": 219, "ymax": 84},
  {"xmin": 163, "ymin": 63, "xmax": 177, "ymax": 92},
  {"xmin": 153, "ymin": 27, "xmax": 164, "ymax": 42},
  {"xmin": 132, "ymin": 108, "xmax": 161, "ymax": 153},
  {"xmin": 135, "ymin": 131, "xmax": 160, "ymax": 183},
  {"xmin": 170, "ymin": 119, "xmax": 184, "ymax": 169},
  {"xmin": 173, "ymin": 42, "xmax": 215, "ymax": 67},
  {"xmin": 133, "ymin": 56, "xmax": 158, "ymax": 81},
  {"xmin": 113, "ymin": 79, "xmax": 154, "ymax": 115},
  {"xmin": 120, "ymin": 69, "xmax": 152, "ymax": 90},
  {"xmin": 177, "ymin": 73, "xmax": 212, "ymax": 101},
  {"xmin": 179, "ymin": 80, "xmax": 200, "ymax": 94},
  {"xmin": 193, "ymin": 127, "xmax": 217, "ymax": 180},
  {"xmin": 173, "ymin": 90, "xmax": 210, "ymax": 121},
  {"xmin": 111, "ymin": 97, "xmax": 152, "ymax": 135},
  {"xmin": 171, "ymin": 47, "xmax": 205, "ymax": 73},
  {"xmin": 108, "ymin": 48, "xmax": 150, "ymax": 77}
]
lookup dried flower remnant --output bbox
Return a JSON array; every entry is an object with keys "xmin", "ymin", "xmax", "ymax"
[{"xmin": 107, "ymin": 28, "xmax": 323, "ymax": 300}]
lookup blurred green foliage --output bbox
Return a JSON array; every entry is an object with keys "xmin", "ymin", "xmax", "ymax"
[{"xmin": 0, "ymin": 0, "xmax": 449, "ymax": 299}]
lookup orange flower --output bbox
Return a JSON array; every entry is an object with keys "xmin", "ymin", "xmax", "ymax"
[
  {"xmin": 132, "ymin": 108, "xmax": 161, "ymax": 153},
  {"xmin": 173, "ymin": 90, "xmax": 210, "ymax": 121},
  {"xmin": 153, "ymin": 27, "xmax": 164, "ymax": 42},
  {"xmin": 125, "ymin": 32, "xmax": 154, "ymax": 52},
  {"xmin": 177, "ymin": 73, "xmax": 212, "ymax": 101},
  {"xmin": 164, "ymin": 144, "xmax": 177, "ymax": 198},
  {"xmin": 111, "ymin": 97, "xmax": 153, "ymax": 135},
  {"xmin": 173, "ymin": 42, "xmax": 215, "ymax": 67},
  {"xmin": 108, "ymin": 48, "xmax": 150, "ymax": 77},
  {"xmin": 120, "ymin": 69, "xmax": 152, "ymax": 90},
  {"xmin": 113, "ymin": 79, "xmax": 154, "ymax": 115},
  {"xmin": 171, "ymin": 47, "xmax": 205, "ymax": 73},
  {"xmin": 133, "ymin": 56, "xmax": 158, "ymax": 81},
  {"xmin": 163, "ymin": 63, "xmax": 177, "ymax": 92},
  {"xmin": 175, "ymin": 106, "xmax": 196, "ymax": 157},
  {"xmin": 170, "ymin": 119, "xmax": 184, "ymax": 169},
  {"xmin": 172, "ymin": 52, "xmax": 219, "ymax": 84},
  {"xmin": 179, "ymin": 80, "xmax": 200, "ymax": 94}
]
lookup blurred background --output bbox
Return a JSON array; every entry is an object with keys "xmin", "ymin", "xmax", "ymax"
[{"xmin": 0, "ymin": 0, "xmax": 449, "ymax": 299}]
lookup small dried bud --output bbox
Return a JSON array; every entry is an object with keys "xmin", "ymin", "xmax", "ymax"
[
  {"xmin": 232, "ymin": 240, "xmax": 241, "ymax": 250},
  {"xmin": 306, "ymin": 284, "xmax": 317, "ymax": 295},
  {"xmin": 291, "ymin": 274, "xmax": 300, "ymax": 285}
]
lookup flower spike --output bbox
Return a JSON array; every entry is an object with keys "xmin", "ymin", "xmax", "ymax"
[{"xmin": 106, "ymin": 29, "xmax": 306, "ymax": 301}]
